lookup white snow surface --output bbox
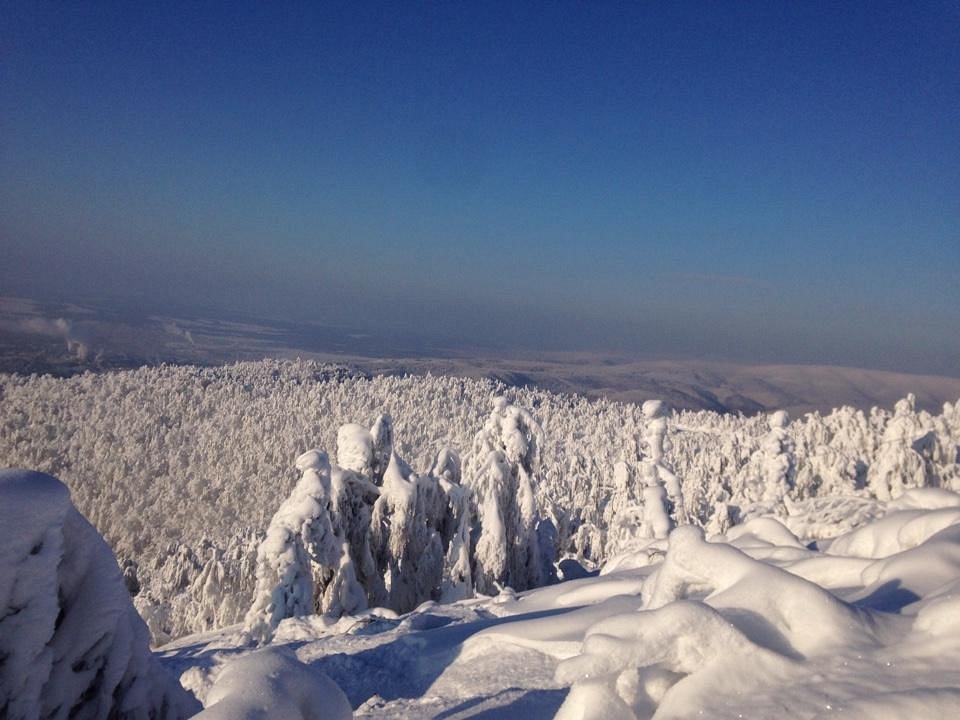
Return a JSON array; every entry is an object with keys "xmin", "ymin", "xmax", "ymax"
[
  {"xmin": 193, "ymin": 647, "xmax": 351, "ymax": 720},
  {"xmin": 4, "ymin": 362, "xmax": 960, "ymax": 717},
  {"xmin": 154, "ymin": 487, "xmax": 960, "ymax": 719}
]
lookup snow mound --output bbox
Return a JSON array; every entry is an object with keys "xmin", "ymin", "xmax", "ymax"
[
  {"xmin": 552, "ymin": 498, "xmax": 960, "ymax": 719},
  {"xmin": 0, "ymin": 469, "xmax": 198, "ymax": 720},
  {"xmin": 195, "ymin": 648, "xmax": 352, "ymax": 720},
  {"xmin": 827, "ymin": 507, "xmax": 960, "ymax": 558},
  {"xmin": 157, "ymin": 491, "xmax": 960, "ymax": 719}
]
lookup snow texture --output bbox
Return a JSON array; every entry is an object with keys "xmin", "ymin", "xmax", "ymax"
[
  {"xmin": 3, "ymin": 364, "xmax": 959, "ymax": 641},
  {"xmin": 157, "ymin": 488, "xmax": 960, "ymax": 718},
  {"xmin": 0, "ymin": 469, "xmax": 198, "ymax": 720},
  {"xmin": 194, "ymin": 648, "xmax": 351, "ymax": 720}
]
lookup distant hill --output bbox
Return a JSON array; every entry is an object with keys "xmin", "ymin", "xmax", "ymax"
[{"xmin": 3, "ymin": 295, "xmax": 959, "ymax": 415}]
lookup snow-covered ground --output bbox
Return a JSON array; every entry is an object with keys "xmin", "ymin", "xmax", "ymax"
[{"xmin": 156, "ymin": 488, "xmax": 960, "ymax": 719}]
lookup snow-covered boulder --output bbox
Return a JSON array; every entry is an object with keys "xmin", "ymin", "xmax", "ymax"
[{"xmin": 0, "ymin": 469, "xmax": 199, "ymax": 720}]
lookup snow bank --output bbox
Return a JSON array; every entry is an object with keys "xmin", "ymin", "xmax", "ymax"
[
  {"xmin": 0, "ymin": 469, "xmax": 198, "ymax": 719},
  {"xmin": 195, "ymin": 648, "xmax": 351, "ymax": 720},
  {"xmin": 551, "ymin": 494, "xmax": 960, "ymax": 719}
]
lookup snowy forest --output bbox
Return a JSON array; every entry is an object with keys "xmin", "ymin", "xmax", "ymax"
[
  {"xmin": 3, "ymin": 360, "xmax": 960, "ymax": 718},
  {"xmin": 2, "ymin": 361, "xmax": 957, "ymax": 644}
]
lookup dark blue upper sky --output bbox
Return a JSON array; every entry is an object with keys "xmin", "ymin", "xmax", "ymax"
[{"xmin": 2, "ymin": 1, "xmax": 959, "ymax": 373}]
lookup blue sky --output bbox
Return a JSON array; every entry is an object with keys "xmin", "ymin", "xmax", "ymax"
[{"xmin": 2, "ymin": 2, "xmax": 958, "ymax": 373}]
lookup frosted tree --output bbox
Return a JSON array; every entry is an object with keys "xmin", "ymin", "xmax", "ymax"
[
  {"xmin": 370, "ymin": 413, "xmax": 395, "ymax": 485},
  {"xmin": 760, "ymin": 410, "xmax": 795, "ymax": 506},
  {"xmin": 868, "ymin": 394, "xmax": 929, "ymax": 500},
  {"xmin": 370, "ymin": 452, "xmax": 445, "ymax": 612},
  {"xmin": 336, "ymin": 423, "xmax": 375, "ymax": 476},
  {"xmin": 731, "ymin": 410, "xmax": 796, "ymax": 518},
  {"xmin": 604, "ymin": 459, "xmax": 646, "ymax": 557},
  {"xmin": 639, "ymin": 399, "xmax": 685, "ymax": 536},
  {"xmin": 433, "ymin": 449, "xmax": 474, "ymax": 601},
  {"xmin": 328, "ymin": 477, "xmax": 382, "ymax": 607},
  {"xmin": 464, "ymin": 398, "xmax": 554, "ymax": 594},
  {"xmin": 244, "ymin": 450, "xmax": 360, "ymax": 643},
  {"xmin": 0, "ymin": 470, "xmax": 198, "ymax": 719}
]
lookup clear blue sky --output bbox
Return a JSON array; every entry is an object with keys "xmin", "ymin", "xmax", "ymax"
[{"xmin": 2, "ymin": 2, "xmax": 958, "ymax": 373}]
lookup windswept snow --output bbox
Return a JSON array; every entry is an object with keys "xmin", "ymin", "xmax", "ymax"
[{"xmin": 153, "ymin": 487, "xmax": 960, "ymax": 718}]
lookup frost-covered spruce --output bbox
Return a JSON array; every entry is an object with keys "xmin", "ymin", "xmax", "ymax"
[
  {"xmin": 244, "ymin": 450, "xmax": 356, "ymax": 642},
  {"xmin": 604, "ymin": 460, "xmax": 645, "ymax": 558},
  {"xmin": 370, "ymin": 452, "xmax": 445, "ymax": 612},
  {"xmin": 640, "ymin": 399, "xmax": 685, "ymax": 536},
  {"xmin": 868, "ymin": 394, "xmax": 929, "ymax": 501},
  {"xmin": 464, "ymin": 398, "xmax": 556, "ymax": 594},
  {"xmin": 433, "ymin": 449, "xmax": 475, "ymax": 601},
  {"xmin": 0, "ymin": 470, "xmax": 198, "ymax": 720},
  {"xmin": 369, "ymin": 413, "xmax": 395, "ymax": 485},
  {"xmin": 732, "ymin": 409, "xmax": 797, "ymax": 518},
  {"xmin": 328, "ymin": 425, "xmax": 383, "ymax": 609}
]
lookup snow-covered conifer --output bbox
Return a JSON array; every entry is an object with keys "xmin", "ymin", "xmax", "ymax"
[
  {"xmin": 868, "ymin": 394, "xmax": 929, "ymax": 500},
  {"xmin": 244, "ymin": 450, "xmax": 349, "ymax": 642},
  {"xmin": 0, "ymin": 470, "xmax": 198, "ymax": 719},
  {"xmin": 464, "ymin": 398, "xmax": 554, "ymax": 593}
]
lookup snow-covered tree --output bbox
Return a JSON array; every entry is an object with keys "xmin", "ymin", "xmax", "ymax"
[
  {"xmin": 868, "ymin": 394, "xmax": 929, "ymax": 500},
  {"xmin": 244, "ymin": 450, "xmax": 358, "ymax": 642},
  {"xmin": 369, "ymin": 452, "xmax": 445, "ymax": 612},
  {"xmin": 732, "ymin": 410, "xmax": 796, "ymax": 517},
  {"xmin": 0, "ymin": 469, "xmax": 198, "ymax": 719},
  {"xmin": 639, "ymin": 400, "xmax": 685, "ymax": 535},
  {"xmin": 433, "ymin": 449, "xmax": 474, "ymax": 601},
  {"xmin": 464, "ymin": 398, "xmax": 555, "ymax": 594}
]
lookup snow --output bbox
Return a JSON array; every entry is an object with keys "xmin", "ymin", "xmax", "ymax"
[
  {"xmin": 194, "ymin": 648, "xmax": 351, "ymax": 720},
  {"xmin": 0, "ymin": 469, "xmax": 198, "ymax": 719},
  {"xmin": 147, "ymin": 488, "xmax": 960, "ymax": 718},
  {"xmin": 4, "ymin": 362, "xmax": 960, "ymax": 641},
  {"xmin": 4, "ymin": 364, "xmax": 960, "ymax": 717}
]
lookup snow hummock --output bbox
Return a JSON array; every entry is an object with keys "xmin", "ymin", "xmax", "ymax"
[
  {"xmin": 156, "ymin": 487, "xmax": 960, "ymax": 719},
  {"xmin": 194, "ymin": 647, "xmax": 351, "ymax": 720},
  {"xmin": 0, "ymin": 469, "xmax": 198, "ymax": 719}
]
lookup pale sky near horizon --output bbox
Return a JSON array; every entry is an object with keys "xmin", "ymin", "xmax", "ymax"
[{"xmin": 2, "ymin": 2, "xmax": 958, "ymax": 374}]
